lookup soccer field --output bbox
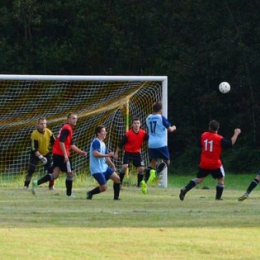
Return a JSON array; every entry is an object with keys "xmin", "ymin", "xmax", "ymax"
[{"xmin": 0, "ymin": 175, "xmax": 260, "ymax": 260}]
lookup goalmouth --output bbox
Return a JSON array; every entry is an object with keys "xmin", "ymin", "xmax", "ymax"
[{"xmin": 0, "ymin": 75, "xmax": 168, "ymax": 188}]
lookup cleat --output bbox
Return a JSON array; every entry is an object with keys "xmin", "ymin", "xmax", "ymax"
[
  {"xmin": 140, "ymin": 180, "xmax": 147, "ymax": 194},
  {"xmin": 86, "ymin": 191, "xmax": 93, "ymax": 200},
  {"xmin": 31, "ymin": 180, "xmax": 38, "ymax": 196},
  {"xmin": 147, "ymin": 169, "xmax": 156, "ymax": 184},
  {"xmin": 238, "ymin": 194, "xmax": 248, "ymax": 201},
  {"xmin": 23, "ymin": 186, "xmax": 28, "ymax": 190},
  {"xmin": 114, "ymin": 197, "xmax": 120, "ymax": 200},
  {"xmin": 49, "ymin": 186, "xmax": 55, "ymax": 190},
  {"xmin": 179, "ymin": 189, "xmax": 186, "ymax": 201},
  {"xmin": 67, "ymin": 193, "xmax": 76, "ymax": 198}
]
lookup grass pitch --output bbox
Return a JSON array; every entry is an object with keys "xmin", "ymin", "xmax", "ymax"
[{"xmin": 0, "ymin": 174, "xmax": 260, "ymax": 259}]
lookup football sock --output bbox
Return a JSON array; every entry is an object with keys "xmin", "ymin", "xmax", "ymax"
[
  {"xmin": 216, "ymin": 184, "xmax": 224, "ymax": 200},
  {"xmin": 38, "ymin": 174, "xmax": 52, "ymax": 185},
  {"xmin": 246, "ymin": 179, "xmax": 259, "ymax": 194},
  {"xmin": 184, "ymin": 179, "xmax": 197, "ymax": 192},
  {"xmin": 119, "ymin": 171, "xmax": 125, "ymax": 184},
  {"xmin": 113, "ymin": 183, "xmax": 120, "ymax": 199},
  {"xmin": 49, "ymin": 180, "xmax": 54, "ymax": 187},
  {"xmin": 157, "ymin": 162, "xmax": 167, "ymax": 173},
  {"xmin": 66, "ymin": 177, "xmax": 73, "ymax": 196},
  {"xmin": 144, "ymin": 167, "xmax": 153, "ymax": 182},
  {"xmin": 89, "ymin": 187, "xmax": 101, "ymax": 196},
  {"xmin": 137, "ymin": 173, "xmax": 143, "ymax": 187}
]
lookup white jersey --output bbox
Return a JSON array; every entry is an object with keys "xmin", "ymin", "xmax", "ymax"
[
  {"xmin": 146, "ymin": 114, "xmax": 171, "ymax": 148},
  {"xmin": 89, "ymin": 138, "xmax": 108, "ymax": 174}
]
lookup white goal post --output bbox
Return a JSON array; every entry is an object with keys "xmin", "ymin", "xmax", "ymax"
[{"xmin": 0, "ymin": 74, "xmax": 168, "ymax": 188}]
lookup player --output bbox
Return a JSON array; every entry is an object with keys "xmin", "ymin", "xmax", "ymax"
[
  {"xmin": 32, "ymin": 113, "xmax": 87, "ymax": 197},
  {"xmin": 86, "ymin": 125, "xmax": 121, "ymax": 200},
  {"xmin": 238, "ymin": 171, "xmax": 260, "ymax": 201},
  {"xmin": 141, "ymin": 101, "xmax": 176, "ymax": 193},
  {"xmin": 114, "ymin": 118, "xmax": 148, "ymax": 187},
  {"xmin": 23, "ymin": 117, "xmax": 55, "ymax": 190},
  {"xmin": 179, "ymin": 120, "xmax": 241, "ymax": 201}
]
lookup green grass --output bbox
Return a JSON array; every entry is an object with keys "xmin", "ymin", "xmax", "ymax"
[{"xmin": 0, "ymin": 174, "xmax": 260, "ymax": 259}]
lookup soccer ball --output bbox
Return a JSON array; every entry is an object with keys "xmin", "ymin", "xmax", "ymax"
[{"xmin": 219, "ymin": 82, "xmax": 231, "ymax": 94}]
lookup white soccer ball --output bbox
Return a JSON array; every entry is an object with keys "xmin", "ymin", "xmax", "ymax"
[{"xmin": 219, "ymin": 82, "xmax": 231, "ymax": 94}]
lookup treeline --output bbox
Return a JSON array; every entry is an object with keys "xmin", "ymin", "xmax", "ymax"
[{"xmin": 1, "ymin": 0, "xmax": 260, "ymax": 173}]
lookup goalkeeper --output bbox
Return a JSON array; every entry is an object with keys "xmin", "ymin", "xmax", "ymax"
[
  {"xmin": 23, "ymin": 117, "xmax": 55, "ymax": 190},
  {"xmin": 114, "ymin": 118, "xmax": 148, "ymax": 187}
]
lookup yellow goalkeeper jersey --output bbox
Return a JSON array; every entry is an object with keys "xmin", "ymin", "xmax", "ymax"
[{"xmin": 30, "ymin": 128, "xmax": 55, "ymax": 156}]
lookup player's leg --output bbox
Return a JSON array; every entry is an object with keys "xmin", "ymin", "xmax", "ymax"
[
  {"xmin": 109, "ymin": 169, "xmax": 121, "ymax": 200},
  {"xmin": 86, "ymin": 172, "xmax": 108, "ymax": 200},
  {"xmin": 65, "ymin": 159, "xmax": 75, "ymax": 197},
  {"xmin": 133, "ymin": 153, "xmax": 145, "ymax": 187},
  {"xmin": 238, "ymin": 172, "xmax": 260, "ymax": 201},
  {"xmin": 31, "ymin": 155, "xmax": 60, "ymax": 195},
  {"xmin": 213, "ymin": 167, "xmax": 225, "ymax": 200},
  {"xmin": 44, "ymin": 154, "xmax": 55, "ymax": 190},
  {"xmin": 24, "ymin": 156, "xmax": 38, "ymax": 189},
  {"xmin": 179, "ymin": 167, "xmax": 207, "ymax": 201},
  {"xmin": 119, "ymin": 153, "xmax": 130, "ymax": 186}
]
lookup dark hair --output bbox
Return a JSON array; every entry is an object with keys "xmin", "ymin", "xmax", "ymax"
[
  {"xmin": 209, "ymin": 120, "xmax": 220, "ymax": 131},
  {"xmin": 152, "ymin": 102, "xmax": 162, "ymax": 112},
  {"xmin": 67, "ymin": 113, "xmax": 76, "ymax": 119},
  {"xmin": 95, "ymin": 125, "xmax": 106, "ymax": 136},
  {"xmin": 132, "ymin": 117, "xmax": 141, "ymax": 123}
]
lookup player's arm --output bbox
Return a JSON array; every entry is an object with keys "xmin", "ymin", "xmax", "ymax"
[
  {"xmin": 58, "ymin": 129, "xmax": 70, "ymax": 161},
  {"xmin": 162, "ymin": 115, "xmax": 176, "ymax": 132},
  {"xmin": 221, "ymin": 128, "xmax": 241, "ymax": 148},
  {"xmin": 71, "ymin": 144, "xmax": 87, "ymax": 156},
  {"xmin": 31, "ymin": 133, "xmax": 47, "ymax": 164},
  {"xmin": 114, "ymin": 135, "xmax": 127, "ymax": 159}
]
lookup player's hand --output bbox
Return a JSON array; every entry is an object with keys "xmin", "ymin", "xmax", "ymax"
[
  {"xmin": 234, "ymin": 128, "xmax": 241, "ymax": 135},
  {"xmin": 80, "ymin": 151, "xmax": 87, "ymax": 156},
  {"xmin": 114, "ymin": 153, "xmax": 118, "ymax": 160},
  {"xmin": 38, "ymin": 155, "xmax": 47, "ymax": 165},
  {"xmin": 108, "ymin": 151, "xmax": 115, "ymax": 157}
]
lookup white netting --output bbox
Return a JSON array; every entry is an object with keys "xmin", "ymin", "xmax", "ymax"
[{"xmin": 0, "ymin": 76, "xmax": 166, "ymax": 182}]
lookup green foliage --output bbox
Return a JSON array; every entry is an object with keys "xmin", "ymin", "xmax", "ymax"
[{"xmin": 1, "ymin": 1, "xmax": 260, "ymax": 174}]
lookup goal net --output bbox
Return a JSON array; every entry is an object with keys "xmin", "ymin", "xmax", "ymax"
[{"xmin": 0, "ymin": 75, "xmax": 168, "ymax": 187}]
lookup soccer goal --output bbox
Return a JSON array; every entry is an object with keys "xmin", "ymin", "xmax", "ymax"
[{"xmin": 0, "ymin": 75, "xmax": 168, "ymax": 187}]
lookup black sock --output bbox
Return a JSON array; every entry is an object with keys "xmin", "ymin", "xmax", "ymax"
[
  {"xmin": 216, "ymin": 184, "xmax": 224, "ymax": 200},
  {"xmin": 113, "ymin": 183, "xmax": 120, "ymax": 199},
  {"xmin": 89, "ymin": 187, "xmax": 101, "ymax": 196},
  {"xmin": 38, "ymin": 174, "xmax": 52, "ymax": 185},
  {"xmin": 119, "ymin": 171, "xmax": 125, "ymax": 184},
  {"xmin": 184, "ymin": 179, "xmax": 197, "ymax": 192},
  {"xmin": 66, "ymin": 178, "xmax": 73, "ymax": 196},
  {"xmin": 137, "ymin": 173, "xmax": 143, "ymax": 187},
  {"xmin": 144, "ymin": 167, "xmax": 153, "ymax": 182},
  {"xmin": 246, "ymin": 179, "xmax": 259, "ymax": 194}
]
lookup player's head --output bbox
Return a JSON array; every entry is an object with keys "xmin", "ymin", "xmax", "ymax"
[
  {"xmin": 37, "ymin": 117, "xmax": 47, "ymax": 132},
  {"xmin": 152, "ymin": 102, "xmax": 162, "ymax": 114},
  {"xmin": 209, "ymin": 120, "xmax": 220, "ymax": 132},
  {"xmin": 67, "ymin": 113, "xmax": 78, "ymax": 126},
  {"xmin": 95, "ymin": 125, "xmax": 107, "ymax": 139},
  {"xmin": 132, "ymin": 117, "xmax": 141, "ymax": 131}
]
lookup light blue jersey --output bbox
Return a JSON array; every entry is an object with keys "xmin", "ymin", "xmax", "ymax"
[
  {"xmin": 146, "ymin": 114, "xmax": 171, "ymax": 148},
  {"xmin": 89, "ymin": 138, "xmax": 108, "ymax": 174}
]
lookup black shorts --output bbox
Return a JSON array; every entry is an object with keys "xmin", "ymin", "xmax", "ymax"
[
  {"xmin": 197, "ymin": 166, "xmax": 225, "ymax": 179},
  {"xmin": 52, "ymin": 154, "xmax": 73, "ymax": 173},
  {"xmin": 29, "ymin": 153, "xmax": 53, "ymax": 173},
  {"xmin": 123, "ymin": 152, "xmax": 144, "ymax": 168}
]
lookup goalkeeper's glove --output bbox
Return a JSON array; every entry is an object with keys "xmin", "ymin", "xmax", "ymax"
[{"xmin": 38, "ymin": 155, "xmax": 47, "ymax": 165}]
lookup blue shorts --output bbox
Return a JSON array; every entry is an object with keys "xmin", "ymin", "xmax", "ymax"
[
  {"xmin": 92, "ymin": 167, "xmax": 114, "ymax": 186},
  {"xmin": 148, "ymin": 146, "xmax": 170, "ymax": 161}
]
